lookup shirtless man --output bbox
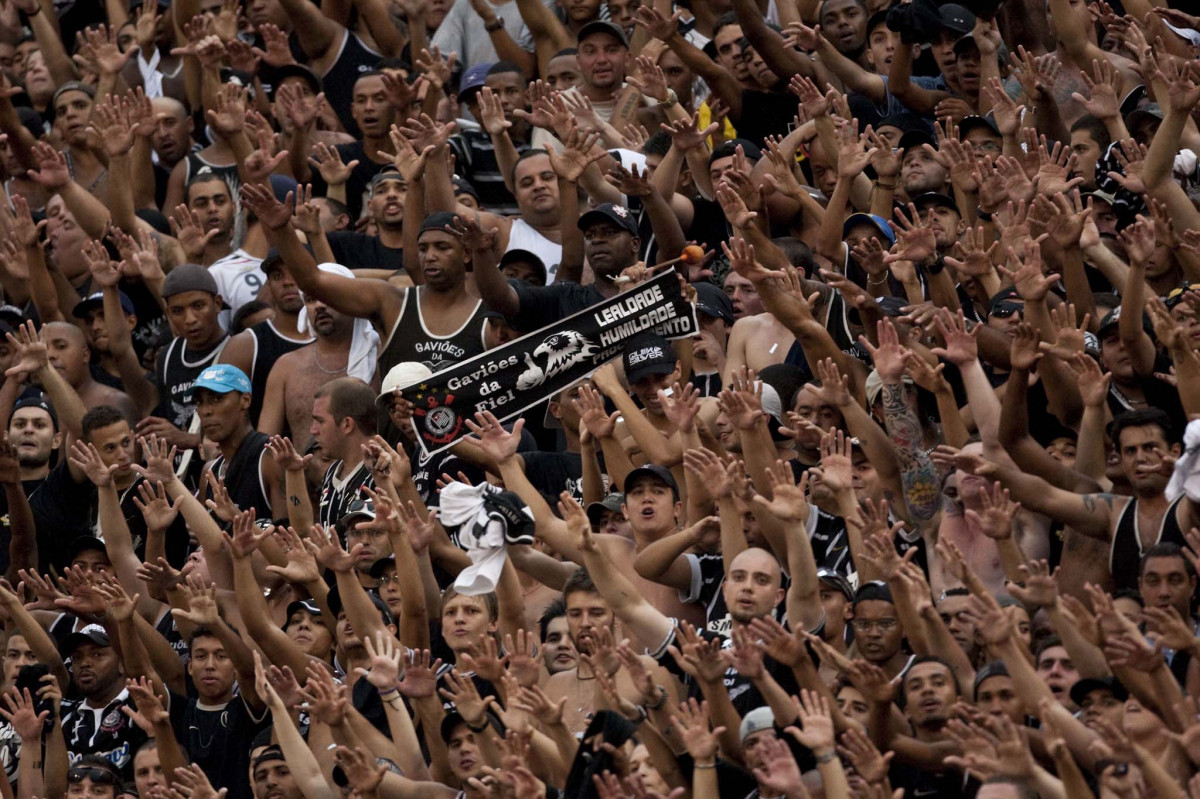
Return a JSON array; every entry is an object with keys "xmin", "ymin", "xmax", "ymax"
[
  {"xmin": 258, "ymin": 272, "xmax": 365, "ymax": 450},
  {"xmin": 42, "ymin": 322, "xmax": 138, "ymax": 422},
  {"xmin": 219, "ymin": 251, "xmax": 314, "ymax": 426},
  {"xmin": 241, "ymin": 185, "xmax": 487, "ymax": 385}
]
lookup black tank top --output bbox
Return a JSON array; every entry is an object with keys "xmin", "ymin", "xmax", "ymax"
[
  {"xmin": 1111, "ymin": 496, "xmax": 1186, "ymax": 591},
  {"xmin": 208, "ymin": 431, "xmax": 273, "ymax": 519},
  {"xmin": 378, "ymin": 288, "xmax": 488, "ymax": 375},
  {"xmin": 319, "ymin": 31, "xmax": 382, "ymax": 137},
  {"xmin": 155, "ymin": 336, "xmax": 229, "ymax": 428},
  {"xmin": 246, "ymin": 320, "xmax": 314, "ymax": 425}
]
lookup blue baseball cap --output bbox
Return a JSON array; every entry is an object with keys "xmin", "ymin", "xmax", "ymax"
[
  {"xmin": 458, "ymin": 63, "xmax": 494, "ymax": 101},
  {"xmin": 843, "ymin": 212, "xmax": 896, "ymax": 246},
  {"xmin": 193, "ymin": 364, "xmax": 252, "ymax": 394}
]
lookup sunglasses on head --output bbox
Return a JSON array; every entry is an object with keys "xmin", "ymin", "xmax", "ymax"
[
  {"xmin": 68, "ymin": 767, "xmax": 120, "ymax": 786},
  {"xmin": 1163, "ymin": 283, "xmax": 1200, "ymax": 309}
]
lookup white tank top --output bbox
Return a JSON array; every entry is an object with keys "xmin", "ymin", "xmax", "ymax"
[{"xmin": 506, "ymin": 219, "xmax": 563, "ymax": 284}]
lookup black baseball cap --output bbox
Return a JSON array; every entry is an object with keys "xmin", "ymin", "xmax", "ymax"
[
  {"xmin": 853, "ymin": 580, "xmax": 895, "ymax": 606},
  {"xmin": 709, "ymin": 138, "xmax": 763, "ymax": 165},
  {"xmin": 818, "ymin": 569, "xmax": 854, "ymax": 601},
  {"xmin": 622, "ymin": 332, "xmax": 677, "ymax": 384},
  {"xmin": 368, "ymin": 556, "xmax": 397, "ymax": 579},
  {"xmin": 578, "ymin": 20, "xmax": 629, "ymax": 48},
  {"xmin": 419, "ymin": 211, "xmax": 460, "ymax": 235},
  {"xmin": 59, "ymin": 623, "xmax": 112, "ymax": 659},
  {"xmin": 578, "ymin": 203, "xmax": 639, "ymax": 235},
  {"xmin": 958, "ymin": 115, "xmax": 1000, "ymax": 138},
  {"xmin": 72, "ymin": 290, "xmax": 136, "ymax": 319},
  {"xmin": 1069, "ymin": 676, "xmax": 1128, "ymax": 707},
  {"xmin": 912, "ymin": 192, "xmax": 959, "ymax": 214},
  {"xmin": 13, "ymin": 393, "xmax": 58, "ymax": 431},
  {"xmin": 284, "ymin": 598, "xmax": 322, "ymax": 628},
  {"xmin": 67, "ymin": 536, "xmax": 109, "ymax": 565},
  {"xmin": 269, "ymin": 64, "xmax": 322, "ymax": 100},
  {"xmin": 939, "ymin": 3, "xmax": 975, "ymax": 34},
  {"xmin": 623, "ymin": 464, "xmax": 679, "ymax": 498},
  {"xmin": 898, "ymin": 129, "xmax": 936, "ymax": 155},
  {"xmin": 694, "ymin": 282, "xmax": 734, "ymax": 323},
  {"xmin": 498, "ymin": 249, "xmax": 548, "ymax": 286},
  {"xmin": 262, "ymin": 247, "xmax": 285, "ymax": 275},
  {"xmin": 161, "ymin": 263, "xmax": 220, "ymax": 299}
]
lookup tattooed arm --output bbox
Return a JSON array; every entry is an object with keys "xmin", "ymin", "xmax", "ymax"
[{"xmin": 879, "ymin": 381, "xmax": 943, "ymax": 524}]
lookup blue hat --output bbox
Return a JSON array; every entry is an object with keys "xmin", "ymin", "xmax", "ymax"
[
  {"xmin": 193, "ymin": 364, "xmax": 252, "ymax": 394},
  {"xmin": 458, "ymin": 63, "xmax": 495, "ymax": 101},
  {"xmin": 843, "ymin": 212, "xmax": 896, "ymax": 246},
  {"xmin": 72, "ymin": 290, "xmax": 136, "ymax": 319}
]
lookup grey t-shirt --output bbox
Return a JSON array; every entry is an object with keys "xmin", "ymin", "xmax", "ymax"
[{"xmin": 431, "ymin": 0, "xmax": 537, "ymax": 71}]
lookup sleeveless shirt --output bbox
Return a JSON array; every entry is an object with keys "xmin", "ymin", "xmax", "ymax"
[
  {"xmin": 1111, "ymin": 495, "xmax": 1187, "ymax": 591},
  {"xmin": 208, "ymin": 431, "xmax": 273, "ymax": 519},
  {"xmin": 378, "ymin": 288, "xmax": 488, "ymax": 375},
  {"xmin": 246, "ymin": 320, "xmax": 314, "ymax": 425},
  {"xmin": 155, "ymin": 336, "xmax": 229, "ymax": 428}
]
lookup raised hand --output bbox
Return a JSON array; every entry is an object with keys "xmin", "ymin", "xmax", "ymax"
[
  {"xmin": 25, "ymin": 142, "xmax": 70, "ymax": 190},
  {"xmin": 308, "ymin": 141, "xmax": 359, "ymax": 186},
  {"xmin": 169, "ymin": 204, "xmax": 220, "ymax": 261},
  {"xmin": 238, "ymin": 182, "xmax": 293, "ymax": 231},
  {"xmin": 0, "ymin": 687, "xmax": 49, "ymax": 741},
  {"xmin": 751, "ymin": 462, "xmax": 811, "ymax": 523},
  {"xmin": 672, "ymin": 698, "xmax": 725, "ymax": 763},
  {"xmin": 5, "ymin": 321, "xmax": 49, "ymax": 381},
  {"xmin": 464, "ymin": 411, "xmax": 525, "ymax": 463},
  {"xmin": 171, "ymin": 576, "xmax": 220, "ymax": 626},
  {"xmin": 397, "ymin": 649, "xmax": 442, "ymax": 699},
  {"xmin": 858, "ymin": 318, "xmax": 907, "ymax": 381},
  {"xmin": 682, "ymin": 447, "xmax": 733, "ymax": 498},
  {"xmin": 305, "ymin": 523, "xmax": 360, "ymax": 573},
  {"xmin": 354, "ymin": 630, "xmax": 404, "ymax": 692},
  {"xmin": 965, "ymin": 481, "xmax": 1019, "ymax": 540},
  {"xmin": 68, "ymin": 440, "xmax": 117, "ymax": 487},
  {"xmin": 547, "ymin": 126, "xmax": 605, "ymax": 183}
]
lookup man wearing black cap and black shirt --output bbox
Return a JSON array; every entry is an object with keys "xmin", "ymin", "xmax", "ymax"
[
  {"xmin": 850, "ymin": 581, "xmax": 910, "ymax": 676},
  {"xmin": 58, "ymin": 624, "xmax": 147, "ymax": 780},
  {"xmin": 324, "ymin": 170, "xmax": 408, "ymax": 272},
  {"xmin": 498, "ymin": 249, "xmax": 548, "ymax": 286},
  {"xmin": 72, "ymin": 289, "xmax": 140, "ymax": 392},
  {"xmin": 218, "ymin": 249, "xmax": 314, "ymax": 427},
  {"xmin": 886, "ymin": 3, "xmax": 976, "ymax": 115},
  {"xmin": 691, "ymin": 282, "xmax": 734, "ymax": 397},
  {"xmin": 117, "ymin": 264, "xmax": 229, "ymax": 452}
]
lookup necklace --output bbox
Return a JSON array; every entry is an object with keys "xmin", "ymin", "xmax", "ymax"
[{"xmin": 312, "ymin": 348, "xmax": 347, "ymax": 375}]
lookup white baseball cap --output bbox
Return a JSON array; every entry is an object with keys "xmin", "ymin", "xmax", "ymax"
[{"xmin": 376, "ymin": 362, "xmax": 434, "ymax": 406}]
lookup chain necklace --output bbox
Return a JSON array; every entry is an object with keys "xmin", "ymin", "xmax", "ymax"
[{"xmin": 312, "ymin": 347, "xmax": 347, "ymax": 375}]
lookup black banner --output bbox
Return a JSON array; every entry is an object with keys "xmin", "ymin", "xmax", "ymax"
[{"xmin": 402, "ymin": 269, "xmax": 699, "ymax": 456}]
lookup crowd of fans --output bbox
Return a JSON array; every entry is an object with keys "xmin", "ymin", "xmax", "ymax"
[{"xmin": 0, "ymin": 0, "xmax": 1200, "ymax": 796}]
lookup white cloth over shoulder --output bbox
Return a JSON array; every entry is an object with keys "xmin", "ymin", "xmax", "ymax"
[
  {"xmin": 297, "ymin": 263, "xmax": 380, "ymax": 383},
  {"xmin": 440, "ymin": 482, "xmax": 535, "ymax": 595},
  {"xmin": 1167, "ymin": 418, "xmax": 1200, "ymax": 503}
]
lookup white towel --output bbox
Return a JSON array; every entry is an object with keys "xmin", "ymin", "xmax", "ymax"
[
  {"xmin": 137, "ymin": 49, "xmax": 164, "ymax": 100},
  {"xmin": 440, "ymin": 482, "xmax": 534, "ymax": 595},
  {"xmin": 1167, "ymin": 418, "xmax": 1200, "ymax": 503},
  {"xmin": 297, "ymin": 263, "xmax": 380, "ymax": 383}
]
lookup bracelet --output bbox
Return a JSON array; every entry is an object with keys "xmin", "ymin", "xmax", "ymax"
[
  {"xmin": 926, "ymin": 254, "xmax": 946, "ymax": 276},
  {"xmin": 25, "ymin": 4, "xmax": 40, "ymax": 14},
  {"xmin": 660, "ymin": 89, "xmax": 679, "ymax": 108},
  {"xmin": 466, "ymin": 718, "xmax": 490, "ymax": 732},
  {"xmin": 867, "ymin": 272, "xmax": 889, "ymax": 287},
  {"xmin": 693, "ymin": 761, "xmax": 716, "ymax": 769},
  {"xmin": 873, "ymin": 179, "xmax": 897, "ymax": 190},
  {"xmin": 378, "ymin": 688, "xmax": 400, "ymax": 699},
  {"xmin": 976, "ymin": 207, "xmax": 994, "ymax": 222},
  {"xmin": 815, "ymin": 750, "xmax": 838, "ymax": 764},
  {"xmin": 484, "ymin": 16, "xmax": 505, "ymax": 32}
]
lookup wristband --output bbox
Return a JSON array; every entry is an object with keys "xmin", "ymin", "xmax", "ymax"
[
  {"xmin": 693, "ymin": 761, "xmax": 716, "ymax": 769},
  {"xmin": 378, "ymin": 688, "xmax": 400, "ymax": 699},
  {"xmin": 976, "ymin": 207, "xmax": 994, "ymax": 221},
  {"xmin": 485, "ymin": 17, "xmax": 505, "ymax": 32},
  {"xmin": 815, "ymin": 750, "xmax": 837, "ymax": 764},
  {"xmin": 645, "ymin": 684, "xmax": 668, "ymax": 711},
  {"xmin": 466, "ymin": 718, "xmax": 490, "ymax": 732},
  {"xmin": 926, "ymin": 254, "xmax": 946, "ymax": 276},
  {"xmin": 874, "ymin": 179, "xmax": 897, "ymax": 190}
]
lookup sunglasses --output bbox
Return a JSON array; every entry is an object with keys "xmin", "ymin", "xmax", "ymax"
[
  {"xmin": 989, "ymin": 302, "xmax": 1024, "ymax": 319},
  {"xmin": 1163, "ymin": 283, "xmax": 1200, "ymax": 309},
  {"xmin": 68, "ymin": 767, "xmax": 120, "ymax": 786}
]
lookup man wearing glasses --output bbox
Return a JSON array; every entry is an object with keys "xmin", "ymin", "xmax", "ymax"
[{"xmin": 849, "ymin": 581, "xmax": 909, "ymax": 677}]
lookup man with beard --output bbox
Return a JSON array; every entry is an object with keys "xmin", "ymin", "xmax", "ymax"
[
  {"xmin": 897, "ymin": 131, "xmax": 951, "ymax": 203},
  {"xmin": 960, "ymin": 409, "xmax": 1194, "ymax": 592},
  {"xmin": 324, "ymin": 172, "xmax": 407, "ymax": 272},
  {"xmin": 147, "ymin": 97, "xmax": 196, "ymax": 211},
  {"xmin": 220, "ymin": 250, "xmax": 315, "ymax": 427},
  {"xmin": 58, "ymin": 625, "xmax": 147, "ymax": 779},
  {"xmin": 543, "ymin": 568, "xmax": 677, "ymax": 735},
  {"xmin": 7, "ymin": 395, "xmax": 62, "ymax": 485},
  {"xmin": 259, "ymin": 268, "xmax": 380, "ymax": 450}
]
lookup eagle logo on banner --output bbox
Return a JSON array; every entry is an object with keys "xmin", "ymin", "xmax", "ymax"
[{"xmin": 516, "ymin": 331, "xmax": 599, "ymax": 390}]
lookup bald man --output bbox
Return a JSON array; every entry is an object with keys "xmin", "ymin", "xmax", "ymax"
[
  {"xmin": 43, "ymin": 323, "xmax": 138, "ymax": 422},
  {"xmin": 151, "ymin": 97, "xmax": 197, "ymax": 211}
]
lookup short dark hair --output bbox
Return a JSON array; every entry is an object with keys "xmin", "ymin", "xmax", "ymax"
[
  {"xmin": 551, "ymin": 47, "xmax": 578, "ymax": 58},
  {"xmin": 538, "ymin": 598, "xmax": 568, "ymax": 642},
  {"xmin": 186, "ymin": 171, "xmax": 230, "ymax": 196},
  {"xmin": 1110, "ymin": 408, "xmax": 1177, "ymax": 449},
  {"xmin": 772, "ymin": 237, "xmax": 814, "ymax": 276},
  {"xmin": 642, "ymin": 132, "xmax": 672, "ymax": 157},
  {"xmin": 897, "ymin": 655, "xmax": 957, "ymax": 710},
  {"xmin": 315, "ymin": 378, "xmax": 378, "ymax": 435},
  {"xmin": 1034, "ymin": 634, "xmax": 1065, "ymax": 661},
  {"xmin": 316, "ymin": 195, "xmax": 350, "ymax": 220},
  {"xmin": 563, "ymin": 567, "xmax": 599, "ymax": 600},
  {"xmin": 231, "ymin": 299, "xmax": 271, "ymax": 332},
  {"xmin": 1070, "ymin": 114, "xmax": 1112, "ymax": 154},
  {"xmin": 712, "ymin": 11, "xmax": 740, "ymax": 43},
  {"xmin": 487, "ymin": 61, "xmax": 524, "ymax": 78},
  {"xmin": 512, "ymin": 148, "xmax": 551, "ymax": 182},
  {"xmin": 82, "ymin": 406, "xmax": 129, "ymax": 440},
  {"xmin": 1140, "ymin": 542, "xmax": 1195, "ymax": 579},
  {"xmin": 188, "ymin": 625, "xmax": 223, "ymax": 647}
]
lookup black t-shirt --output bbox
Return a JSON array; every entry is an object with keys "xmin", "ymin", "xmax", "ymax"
[
  {"xmin": 326, "ymin": 231, "xmax": 403, "ymax": 272},
  {"xmin": 0, "ymin": 477, "xmax": 46, "ymax": 576},
  {"xmin": 735, "ymin": 91, "xmax": 801, "ymax": 147},
  {"xmin": 522, "ymin": 451, "xmax": 584, "ymax": 506},
  {"xmin": 30, "ymin": 463, "xmax": 94, "ymax": 571},
  {"xmin": 507, "ymin": 279, "xmax": 604, "ymax": 333},
  {"xmin": 169, "ymin": 691, "xmax": 269, "ymax": 799}
]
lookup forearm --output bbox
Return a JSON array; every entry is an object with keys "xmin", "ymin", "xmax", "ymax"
[
  {"xmin": 556, "ymin": 177, "xmax": 584, "ymax": 283},
  {"xmin": 130, "ymin": 137, "xmax": 157, "ymax": 212},
  {"xmin": 59, "ymin": 181, "xmax": 113, "ymax": 239},
  {"xmin": 282, "ymin": 467, "xmax": 314, "ymax": 531},
  {"xmin": 233, "ymin": 554, "xmax": 311, "ymax": 676},
  {"xmin": 645, "ymin": 189, "xmax": 686, "ymax": 263},
  {"xmin": 879, "ymin": 380, "xmax": 940, "ymax": 522},
  {"xmin": 580, "ymin": 438, "xmax": 605, "ymax": 506},
  {"xmin": 750, "ymin": 669, "xmax": 800, "ymax": 731},
  {"xmin": 380, "ymin": 694, "xmax": 431, "ymax": 779},
  {"xmin": 603, "ymin": 391, "xmax": 681, "ymax": 466},
  {"xmin": 167, "ymin": 477, "xmax": 233, "ymax": 581},
  {"xmin": 933, "ymin": 387, "xmax": 968, "ymax": 448},
  {"xmin": 33, "ymin": 365, "xmax": 84, "ymax": 439},
  {"xmin": 271, "ymin": 698, "xmax": 338, "ymax": 799},
  {"xmin": 334, "ymin": 567, "xmax": 388, "ymax": 642},
  {"xmin": 4, "ymin": 481, "xmax": 36, "ymax": 581},
  {"xmin": 150, "ymin": 714, "xmax": 188, "ymax": 788},
  {"xmin": 634, "ymin": 528, "xmax": 697, "ymax": 586},
  {"xmin": 1144, "ymin": 108, "xmax": 1188, "ymax": 189},
  {"xmin": 106, "ymin": 153, "xmax": 138, "ymax": 234},
  {"xmin": 1118, "ymin": 263, "xmax": 1158, "ymax": 376}
]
